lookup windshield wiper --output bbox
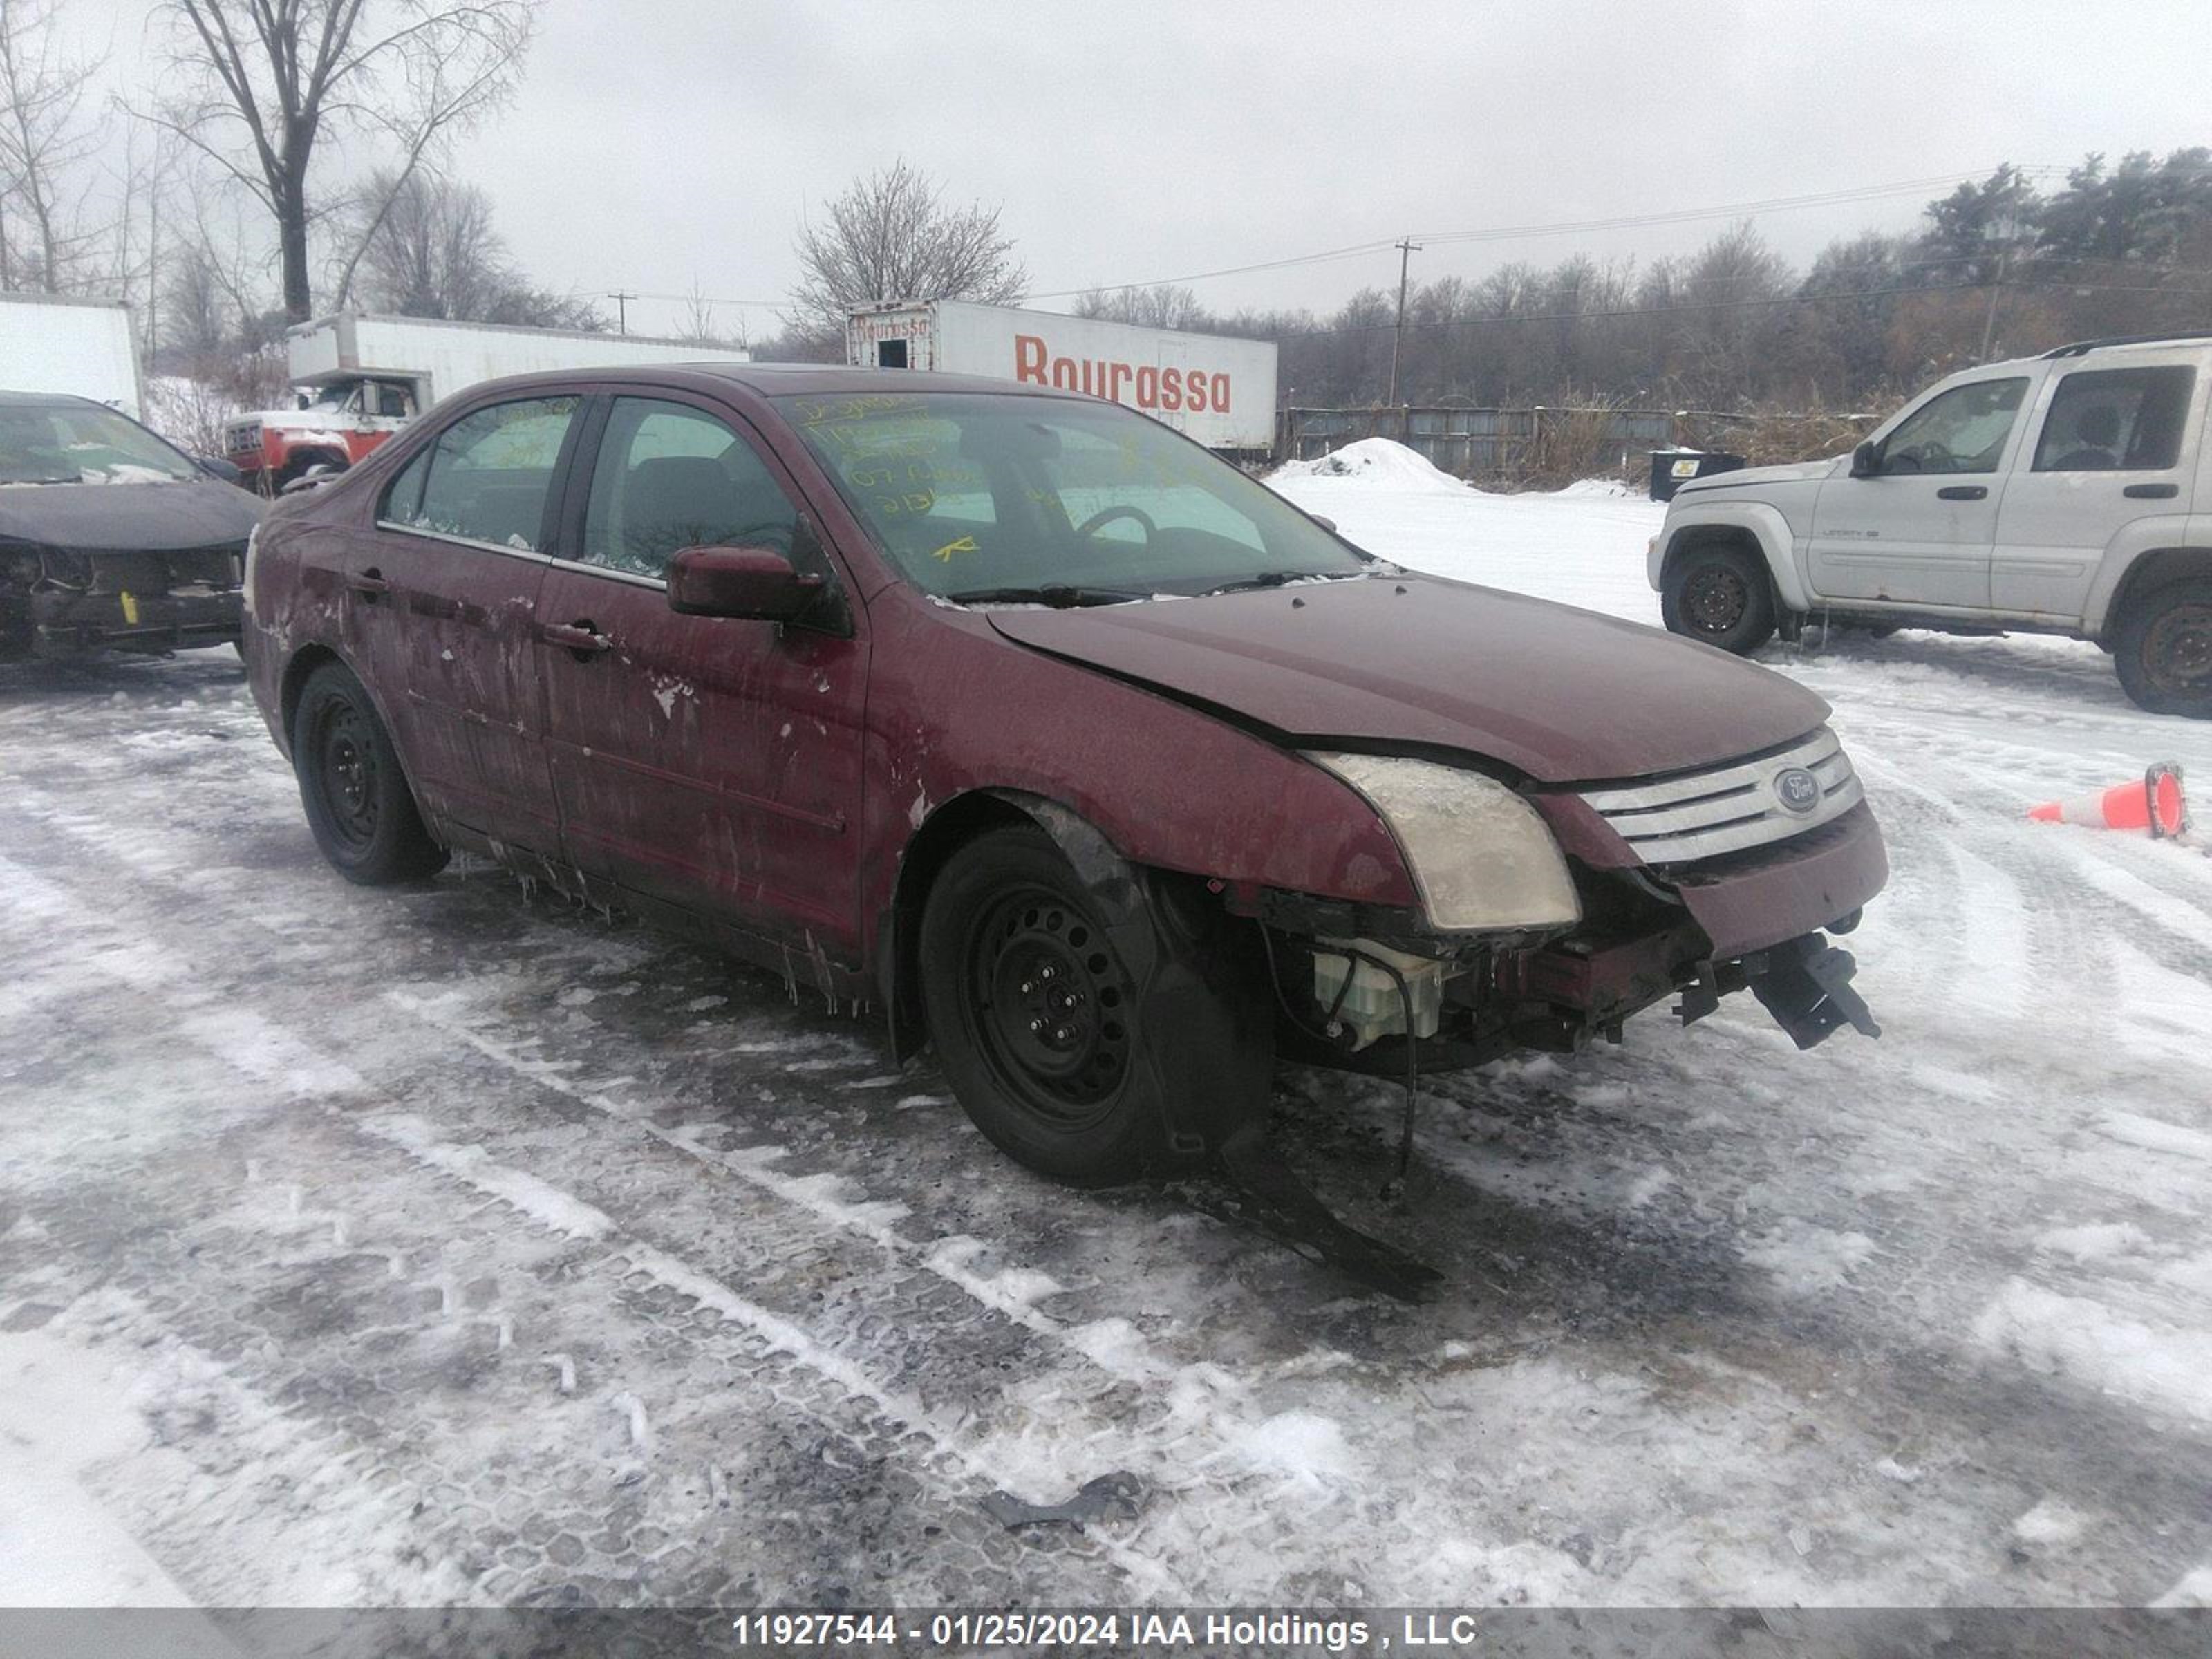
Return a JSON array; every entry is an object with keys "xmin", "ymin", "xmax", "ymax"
[
  {"xmin": 1197, "ymin": 569, "xmax": 1369, "ymax": 597},
  {"xmin": 944, "ymin": 583, "xmax": 1146, "ymax": 608}
]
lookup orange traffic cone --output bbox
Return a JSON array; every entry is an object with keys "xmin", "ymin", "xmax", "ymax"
[{"xmin": 2029, "ymin": 762, "xmax": 2188, "ymax": 839}]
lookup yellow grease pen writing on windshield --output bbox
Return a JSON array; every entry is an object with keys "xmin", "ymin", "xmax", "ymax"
[{"xmin": 930, "ymin": 535, "xmax": 979, "ymax": 563}]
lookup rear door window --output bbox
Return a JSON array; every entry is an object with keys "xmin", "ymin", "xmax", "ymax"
[
  {"xmin": 392, "ymin": 395, "xmax": 581, "ymax": 551},
  {"xmin": 2032, "ymin": 366, "xmax": 2196, "ymax": 471},
  {"xmin": 579, "ymin": 399, "xmax": 803, "ymax": 581}
]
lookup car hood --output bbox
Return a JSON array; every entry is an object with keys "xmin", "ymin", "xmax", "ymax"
[
  {"xmin": 985, "ymin": 574, "xmax": 1831, "ymax": 784},
  {"xmin": 1674, "ymin": 457, "xmax": 1838, "ymax": 496},
  {"xmin": 0, "ymin": 478, "xmax": 264, "ymax": 552}
]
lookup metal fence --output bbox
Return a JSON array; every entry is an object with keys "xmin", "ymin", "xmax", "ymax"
[{"xmin": 1277, "ymin": 405, "xmax": 1726, "ymax": 481}]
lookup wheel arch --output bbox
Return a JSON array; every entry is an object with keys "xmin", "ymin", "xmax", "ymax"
[
  {"xmin": 2093, "ymin": 544, "xmax": 2212, "ymax": 646},
  {"xmin": 1658, "ymin": 505, "xmax": 1807, "ymax": 613},
  {"xmin": 277, "ymin": 641, "xmax": 412, "ymax": 780},
  {"xmin": 877, "ymin": 787, "xmax": 1141, "ymax": 1063}
]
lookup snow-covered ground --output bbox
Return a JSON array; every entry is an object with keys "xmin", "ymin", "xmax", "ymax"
[{"xmin": 5, "ymin": 443, "xmax": 2212, "ymax": 1615}]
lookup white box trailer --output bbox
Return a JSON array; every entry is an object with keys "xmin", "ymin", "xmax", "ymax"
[
  {"xmin": 225, "ymin": 311, "xmax": 752, "ymax": 487},
  {"xmin": 286, "ymin": 311, "xmax": 752, "ymax": 404},
  {"xmin": 847, "ymin": 299, "xmax": 1278, "ymax": 452},
  {"xmin": 0, "ymin": 292, "xmax": 143, "ymax": 418}
]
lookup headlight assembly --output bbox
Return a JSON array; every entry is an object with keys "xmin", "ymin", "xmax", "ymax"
[{"xmin": 1307, "ymin": 751, "xmax": 1581, "ymax": 933}]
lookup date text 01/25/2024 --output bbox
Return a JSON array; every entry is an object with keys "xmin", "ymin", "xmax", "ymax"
[{"xmin": 727, "ymin": 1611, "xmax": 1519, "ymax": 1650}]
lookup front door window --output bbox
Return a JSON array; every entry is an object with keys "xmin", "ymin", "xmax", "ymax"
[{"xmin": 1879, "ymin": 378, "xmax": 2028, "ymax": 474}]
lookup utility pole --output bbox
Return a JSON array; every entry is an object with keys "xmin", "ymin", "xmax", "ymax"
[
  {"xmin": 1977, "ymin": 245, "xmax": 2008, "ymax": 363},
  {"xmin": 1387, "ymin": 237, "xmax": 1421, "ymax": 410},
  {"xmin": 609, "ymin": 290, "xmax": 637, "ymax": 335}
]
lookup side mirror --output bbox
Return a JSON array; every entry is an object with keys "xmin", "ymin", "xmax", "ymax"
[
  {"xmin": 668, "ymin": 545, "xmax": 825, "ymax": 622},
  {"xmin": 196, "ymin": 455, "xmax": 243, "ymax": 485},
  {"xmin": 1850, "ymin": 440, "xmax": 1884, "ymax": 478},
  {"xmin": 279, "ymin": 462, "xmax": 337, "ymax": 496}
]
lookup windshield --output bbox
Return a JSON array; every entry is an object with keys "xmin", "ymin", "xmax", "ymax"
[
  {"xmin": 0, "ymin": 401, "xmax": 198, "ymax": 486},
  {"xmin": 774, "ymin": 391, "xmax": 1368, "ymax": 601}
]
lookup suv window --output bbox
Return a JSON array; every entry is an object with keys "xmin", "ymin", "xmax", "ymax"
[
  {"xmin": 388, "ymin": 395, "xmax": 580, "ymax": 551},
  {"xmin": 581, "ymin": 399, "xmax": 800, "ymax": 581},
  {"xmin": 1878, "ymin": 377, "xmax": 2027, "ymax": 475},
  {"xmin": 2032, "ymin": 366, "xmax": 2196, "ymax": 472}
]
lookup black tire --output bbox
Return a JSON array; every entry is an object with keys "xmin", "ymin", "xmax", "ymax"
[
  {"xmin": 290, "ymin": 661, "xmax": 448, "ymax": 883},
  {"xmin": 918, "ymin": 823, "xmax": 1273, "ymax": 1186},
  {"xmin": 1662, "ymin": 543, "xmax": 1777, "ymax": 655},
  {"xmin": 2115, "ymin": 578, "xmax": 2212, "ymax": 718}
]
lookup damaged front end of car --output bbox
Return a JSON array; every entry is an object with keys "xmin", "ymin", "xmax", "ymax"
[
  {"xmin": 0, "ymin": 539, "xmax": 247, "ymax": 659},
  {"xmin": 1234, "ymin": 730, "xmax": 1886, "ymax": 1085}
]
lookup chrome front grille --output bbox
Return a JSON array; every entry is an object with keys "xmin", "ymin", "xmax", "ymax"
[{"xmin": 1579, "ymin": 727, "xmax": 1863, "ymax": 865}]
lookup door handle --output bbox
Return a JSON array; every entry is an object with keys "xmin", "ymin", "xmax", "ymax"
[
  {"xmin": 1936, "ymin": 485, "xmax": 1987, "ymax": 500},
  {"xmin": 2124, "ymin": 482, "xmax": 2180, "ymax": 500},
  {"xmin": 540, "ymin": 620, "xmax": 612, "ymax": 655},
  {"xmin": 348, "ymin": 567, "xmax": 390, "ymax": 599}
]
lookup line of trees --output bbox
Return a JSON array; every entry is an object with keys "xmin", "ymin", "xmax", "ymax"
[{"xmin": 1077, "ymin": 155, "xmax": 2212, "ymax": 415}]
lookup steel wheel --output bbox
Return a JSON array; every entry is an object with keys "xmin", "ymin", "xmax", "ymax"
[
  {"xmin": 290, "ymin": 660, "xmax": 449, "ymax": 883},
  {"xmin": 966, "ymin": 883, "xmax": 1132, "ymax": 1130},
  {"xmin": 309, "ymin": 699, "xmax": 382, "ymax": 853},
  {"xmin": 1682, "ymin": 563, "xmax": 1750, "ymax": 635},
  {"xmin": 1662, "ymin": 543, "xmax": 1777, "ymax": 655},
  {"xmin": 2141, "ymin": 601, "xmax": 2212, "ymax": 696},
  {"xmin": 2117, "ymin": 578, "xmax": 2212, "ymax": 718}
]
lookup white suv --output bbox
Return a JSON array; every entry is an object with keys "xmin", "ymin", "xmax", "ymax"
[{"xmin": 1649, "ymin": 332, "xmax": 2212, "ymax": 716}]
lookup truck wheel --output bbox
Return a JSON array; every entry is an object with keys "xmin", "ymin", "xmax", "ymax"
[
  {"xmin": 1662, "ymin": 544, "xmax": 1776, "ymax": 655},
  {"xmin": 291, "ymin": 662, "xmax": 449, "ymax": 883},
  {"xmin": 918, "ymin": 824, "xmax": 1261, "ymax": 1186},
  {"xmin": 2115, "ymin": 578, "xmax": 2212, "ymax": 718}
]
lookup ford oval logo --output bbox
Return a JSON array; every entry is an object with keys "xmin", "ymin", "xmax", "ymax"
[{"xmin": 1774, "ymin": 767, "xmax": 1822, "ymax": 814}]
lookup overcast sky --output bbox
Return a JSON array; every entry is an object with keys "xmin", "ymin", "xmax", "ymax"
[{"xmin": 65, "ymin": 0, "xmax": 2212, "ymax": 339}]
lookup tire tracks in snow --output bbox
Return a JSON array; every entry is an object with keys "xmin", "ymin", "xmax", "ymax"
[
  {"xmin": 0, "ymin": 849, "xmax": 1185, "ymax": 1603},
  {"xmin": 0, "ymin": 814, "xmax": 1472, "ymax": 1600}
]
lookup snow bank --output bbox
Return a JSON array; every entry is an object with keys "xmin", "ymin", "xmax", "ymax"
[{"xmin": 1270, "ymin": 437, "xmax": 1472, "ymax": 495}]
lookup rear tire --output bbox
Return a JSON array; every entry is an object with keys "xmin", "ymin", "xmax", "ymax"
[
  {"xmin": 2115, "ymin": 578, "xmax": 2212, "ymax": 718},
  {"xmin": 290, "ymin": 661, "xmax": 448, "ymax": 883},
  {"xmin": 1662, "ymin": 543, "xmax": 1777, "ymax": 655}
]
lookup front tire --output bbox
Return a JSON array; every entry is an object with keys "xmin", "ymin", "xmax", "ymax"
[
  {"xmin": 2115, "ymin": 579, "xmax": 2212, "ymax": 718},
  {"xmin": 1662, "ymin": 543, "xmax": 1777, "ymax": 655},
  {"xmin": 290, "ymin": 662, "xmax": 448, "ymax": 883}
]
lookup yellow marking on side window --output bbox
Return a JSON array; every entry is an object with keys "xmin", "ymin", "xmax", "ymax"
[
  {"xmin": 120, "ymin": 590, "xmax": 139, "ymax": 625},
  {"xmin": 929, "ymin": 535, "xmax": 979, "ymax": 563}
]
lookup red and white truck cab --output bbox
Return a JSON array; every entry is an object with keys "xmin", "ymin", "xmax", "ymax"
[{"xmin": 223, "ymin": 311, "xmax": 752, "ymax": 491}]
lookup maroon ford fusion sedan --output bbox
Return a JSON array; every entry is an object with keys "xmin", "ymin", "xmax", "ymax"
[{"xmin": 244, "ymin": 365, "xmax": 1886, "ymax": 1197}]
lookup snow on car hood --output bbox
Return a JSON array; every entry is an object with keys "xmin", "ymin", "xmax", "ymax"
[
  {"xmin": 0, "ymin": 478, "xmax": 263, "ymax": 552},
  {"xmin": 1673, "ymin": 458, "xmax": 1839, "ymax": 496},
  {"xmin": 986, "ymin": 572, "xmax": 1830, "ymax": 784}
]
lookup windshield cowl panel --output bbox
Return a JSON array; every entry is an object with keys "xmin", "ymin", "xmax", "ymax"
[{"xmin": 775, "ymin": 389, "xmax": 1365, "ymax": 603}]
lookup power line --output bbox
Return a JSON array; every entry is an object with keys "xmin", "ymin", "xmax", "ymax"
[{"xmin": 1027, "ymin": 166, "xmax": 2072, "ymax": 300}]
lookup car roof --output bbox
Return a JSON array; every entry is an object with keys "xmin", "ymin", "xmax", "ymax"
[
  {"xmin": 438, "ymin": 362, "xmax": 1089, "ymax": 403},
  {"xmin": 0, "ymin": 388, "xmax": 104, "ymax": 409}
]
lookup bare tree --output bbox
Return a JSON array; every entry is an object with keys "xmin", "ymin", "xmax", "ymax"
[
  {"xmin": 350, "ymin": 166, "xmax": 500, "ymax": 316},
  {"xmin": 0, "ymin": 0, "xmax": 106, "ymax": 290},
  {"xmin": 789, "ymin": 159, "xmax": 1024, "ymax": 340},
  {"xmin": 1074, "ymin": 282, "xmax": 1202, "ymax": 330},
  {"xmin": 342, "ymin": 166, "xmax": 601, "ymax": 330},
  {"xmin": 673, "ymin": 280, "xmax": 745, "ymax": 348},
  {"xmin": 153, "ymin": 0, "xmax": 539, "ymax": 321}
]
